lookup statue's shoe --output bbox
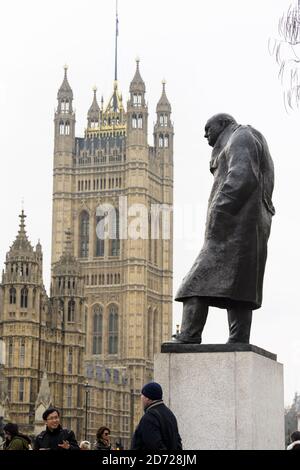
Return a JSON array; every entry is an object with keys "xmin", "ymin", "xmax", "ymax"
[{"xmin": 171, "ymin": 334, "xmax": 202, "ymax": 344}]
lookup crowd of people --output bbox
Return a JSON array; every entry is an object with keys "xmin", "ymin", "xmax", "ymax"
[
  {"xmin": 1, "ymin": 381, "xmax": 299, "ymax": 451},
  {"xmin": 0, "ymin": 381, "xmax": 182, "ymax": 451}
]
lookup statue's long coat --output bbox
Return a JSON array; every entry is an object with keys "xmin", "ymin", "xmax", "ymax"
[{"xmin": 175, "ymin": 123, "xmax": 275, "ymax": 310}]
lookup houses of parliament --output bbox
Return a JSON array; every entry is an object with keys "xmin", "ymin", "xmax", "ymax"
[{"xmin": 0, "ymin": 41, "xmax": 174, "ymax": 447}]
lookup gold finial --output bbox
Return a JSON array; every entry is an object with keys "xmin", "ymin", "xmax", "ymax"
[
  {"xmin": 162, "ymin": 79, "xmax": 166, "ymax": 85},
  {"xmin": 93, "ymin": 85, "xmax": 97, "ymax": 92},
  {"xmin": 21, "ymin": 197, "xmax": 24, "ymax": 211},
  {"xmin": 136, "ymin": 56, "xmax": 140, "ymax": 65}
]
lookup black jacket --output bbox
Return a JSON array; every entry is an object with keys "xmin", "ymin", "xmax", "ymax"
[
  {"xmin": 34, "ymin": 425, "xmax": 79, "ymax": 450},
  {"xmin": 131, "ymin": 400, "xmax": 182, "ymax": 450}
]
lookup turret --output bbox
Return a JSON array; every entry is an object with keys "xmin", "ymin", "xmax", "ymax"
[
  {"xmin": 2, "ymin": 211, "xmax": 45, "ymax": 321},
  {"xmin": 154, "ymin": 80, "xmax": 173, "ymax": 155},
  {"xmin": 51, "ymin": 230, "xmax": 85, "ymax": 329},
  {"xmin": 54, "ymin": 65, "xmax": 76, "ymax": 155},
  {"xmin": 87, "ymin": 87, "xmax": 100, "ymax": 129},
  {"xmin": 127, "ymin": 59, "xmax": 148, "ymax": 147}
]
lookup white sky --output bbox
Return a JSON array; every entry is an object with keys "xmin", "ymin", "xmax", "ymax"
[{"xmin": 0, "ymin": 0, "xmax": 299, "ymax": 405}]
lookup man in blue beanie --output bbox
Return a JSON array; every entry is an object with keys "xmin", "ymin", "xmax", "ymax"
[{"xmin": 131, "ymin": 382, "xmax": 182, "ymax": 450}]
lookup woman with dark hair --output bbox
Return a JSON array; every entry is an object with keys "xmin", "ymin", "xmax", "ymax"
[
  {"xmin": 3, "ymin": 423, "xmax": 31, "ymax": 450},
  {"xmin": 94, "ymin": 426, "xmax": 111, "ymax": 450}
]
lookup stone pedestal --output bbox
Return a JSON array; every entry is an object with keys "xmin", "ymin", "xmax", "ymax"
[{"xmin": 154, "ymin": 343, "xmax": 284, "ymax": 450}]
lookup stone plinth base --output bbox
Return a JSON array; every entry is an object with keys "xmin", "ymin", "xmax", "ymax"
[{"xmin": 154, "ymin": 343, "xmax": 284, "ymax": 450}]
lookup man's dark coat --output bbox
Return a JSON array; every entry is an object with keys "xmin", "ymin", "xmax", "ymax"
[
  {"xmin": 131, "ymin": 400, "xmax": 182, "ymax": 450},
  {"xmin": 175, "ymin": 123, "xmax": 275, "ymax": 310}
]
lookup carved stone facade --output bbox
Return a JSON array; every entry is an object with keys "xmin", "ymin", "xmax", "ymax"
[
  {"xmin": 0, "ymin": 59, "xmax": 173, "ymax": 449},
  {"xmin": 0, "ymin": 213, "xmax": 86, "ymax": 438},
  {"xmin": 51, "ymin": 61, "xmax": 173, "ymax": 446}
]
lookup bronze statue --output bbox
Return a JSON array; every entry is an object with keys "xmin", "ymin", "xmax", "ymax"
[{"xmin": 174, "ymin": 113, "xmax": 275, "ymax": 344}]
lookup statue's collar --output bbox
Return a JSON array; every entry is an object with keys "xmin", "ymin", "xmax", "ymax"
[{"xmin": 209, "ymin": 123, "xmax": 240, "ymax": 173}]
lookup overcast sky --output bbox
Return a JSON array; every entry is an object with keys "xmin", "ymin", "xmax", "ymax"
[{"xmin": 0, "ymin": 0, "xmax": 299, "ymax": 405}]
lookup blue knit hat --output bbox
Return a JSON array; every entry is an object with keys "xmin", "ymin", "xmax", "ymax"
[{"xmin": 141, "ymin": 382, "xmax": 163, "ymax": 400}]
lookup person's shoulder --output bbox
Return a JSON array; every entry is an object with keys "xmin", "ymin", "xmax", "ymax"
[
  {"xmin": 36, "ymin": 429, "xmax": 47, "ymax": 439},
  {"xmin": 229, "ymin": 124, "xmax": 261, "ymax": 150},
  {"xmin": 62, "ymin": 428, "xmax": 75, "ymax": 436},
  {"xmin": 231, "ymin": 125, "xmax": 254, "ymax": 141},
  {"xmin": 10, "ymin": 436, "xmax": 29, "ymax": 449}
]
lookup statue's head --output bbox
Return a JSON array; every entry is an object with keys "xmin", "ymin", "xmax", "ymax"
[{"xmin": 204, "ymin": 113, "xmax": 237, "ymax": 147}]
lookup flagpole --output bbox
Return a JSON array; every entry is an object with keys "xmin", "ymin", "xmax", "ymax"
[{"xmin": 115, "ymin": 0, "xmax": 118, "ymax": 82}]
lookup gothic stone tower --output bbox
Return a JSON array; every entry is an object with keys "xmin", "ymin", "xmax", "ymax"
[
  {"xmin": 51, "ymin": 60, "xmax": 173, "ymax": 443},
  {"xmin": 0, "ymin": 213, "xmax": 85, "ymax": 437},
  {"xmin": 0, "ymin": 211, "xmax": 47, "ymax": 432}
]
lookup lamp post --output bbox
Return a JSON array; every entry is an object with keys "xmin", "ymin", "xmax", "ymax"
[{"xmin": 84, "ymin": 381, "xmax": 90, "ymax": 440}]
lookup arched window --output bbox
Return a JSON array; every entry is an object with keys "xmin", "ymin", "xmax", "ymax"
[
  {"xmin": 59, "ymin": 299, "xmax": 64, "ymax": 317},
  {"xmin": 79, "ymin": 211, "xmax": 89, "ymax": 258},
  {"xmin": 59, "ymin": 120, "xmax": 64, "ymax": 135},
  {"xmin": 159, "ymin": 115, "xmax": 164, "ymax": 126},
  {"xmin": 32, "ymin": 288, "xmax": 36, "ymax": 309},
  {"xmin": 159, "ymin": 134, "xmax": 164, "ymax": 148},
  {"xmin": 9, "ymin": 287, "xmax": 16, "ymax": 304},
  {"xmin": 92, "ymin": 305, "xmax": 103, "ymax": 355},
  {"xmin": 8, "ymin": 338, "xmax": 13, "ymax": 367},
  {"xmin": 110, "ymin": 208, "xmax": 120, "ymax": 256},
  {"xmin": 65, "ymin": 121, "xmax": 70, "ymax": 135},
  {"xmin": 61, "ymin": 99, "xmax": 69, "ymax": 113},
  {"xmin": 133, "ymin": 94, "xmax": 138, "ymax": 106},
  {"xmin": 164, "ymin": 114, "xmax": 168, "ymax": 126},
  {"xmin": 19, "ymin": 338, "xmax": 25, "ymax": 367},
  {"xmin": 19, "ymin": 378, "xmax": 24, "ymax": 402},
  {"xmin": 67, "ymin": 385, "xmax": 72, "ymax": 408},
  {"xmin": 68, "ymin": 299, "xmax": 75, "ymax": 322},
  {"xmin": 153, "ymin": 309, "xmax": 161, "ymax": 354},
  {"xmin": 148, "ymin": 213, "xmax": 152, "ymax": 262},
  {"xmin": 154, "ymin": 240, "xmax": 158, "ymax": 265},
  {"xmin": 147, "ymin": 307, "xmax": 153, "ymax": 358},
  {"xmin": 108, "ymin": 305, "xmax": 118, "ymax": 354},
  {"xmin": 67, "ymin": 348, "xmax": 73, "ymax": 374},
  {"xmin": 138, "ymin": 114, "xmax": 143, "ymax": 129},
  {"xmin": 164, "ymin": 134, "xmax": 169, "ymax": 148},
  {"xmin": 20, "ymin": 287, "xmax": 28, "ymax": 308},
  {"xmin": 95, "ymin": 214, "xmax": 105, "ymax": 257},
  {"xmin": 132, "ymin": 114, "xmax": 137, "ymax": 128}
]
